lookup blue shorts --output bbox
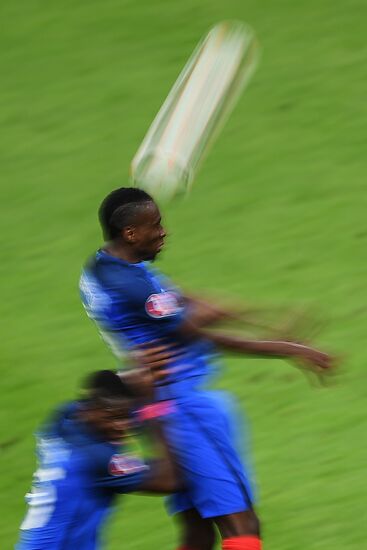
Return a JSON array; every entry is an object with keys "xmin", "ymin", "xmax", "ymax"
[{"xmin": 159, "ymin": 383, "xmax": 256, "ymax": 519}]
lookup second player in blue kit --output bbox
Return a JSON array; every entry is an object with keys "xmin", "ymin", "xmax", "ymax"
[
  {"xmin": 16, "ymin": 369, "xmax": 179, "ymax": 550},
  {"xmin": 80, "ymin": 187, "xmax": 334, "ymax": 550}
]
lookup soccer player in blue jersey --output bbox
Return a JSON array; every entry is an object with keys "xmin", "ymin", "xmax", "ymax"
[
  {"xmin": 80, "ymin": 187, "xmax": 334, "ymax": 550},
  {"xmin": 16, "ymin": 368, "xmax": 179, "ymax": 550}
]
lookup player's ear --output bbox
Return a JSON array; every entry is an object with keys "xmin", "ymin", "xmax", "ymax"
[{"xmin": 122, "ymin": 225, "xmax": 136, "ymax": 243}]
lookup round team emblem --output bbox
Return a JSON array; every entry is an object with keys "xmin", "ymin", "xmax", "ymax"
[
  {"xmin": 145, "ymin": 292, "xmax": 181, "ymax": 318},
  {"xmin": 108, "ymin": 454, "xmax": 148, "ymax": 476}
]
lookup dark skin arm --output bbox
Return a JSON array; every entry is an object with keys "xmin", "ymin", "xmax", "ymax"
[
  {"xmin": 118, "ymin": 366, "xmax": 181, "ymax": 494},
  {"xmin": 182, "ymin": 294, "xmax": 296, "ymax": 338},
  {"xmin": 201, "ymin": 330, "xmax": 333, "ymax": 370},
  {"xmin": 183, "ymin": 295, "xmax": 327, "ymax": 342},
  {"xmin": 138, "ymin": 419, "xmax": 181, "ymax": 493},
  {"xmin": 119, "ymin": 342, "xmax": 181, "ymax": 384},
  {"xmin": 183, "ymin": 294, "xmax": 240, "ymax": 327},
  {"xmin": 176, "ymin": 315, "xmax": 334, "ymax": 375}
]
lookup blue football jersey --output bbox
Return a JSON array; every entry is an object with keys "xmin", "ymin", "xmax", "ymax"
[
  {"xmin": 79, "ymin": 252, "xmax": 255, "ymax": 521},
  {"xmin": 80, "ymin": 251, "xmax": 218, "ymax": 385},
  {"xmin": 17, "ymin": 403, "xmax": 149, "ymax": 550}
]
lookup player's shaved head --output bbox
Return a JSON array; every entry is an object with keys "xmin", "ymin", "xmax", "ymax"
[{"xmin": 99, "ymin": 187, "xmax": 154, "ymax": 240}]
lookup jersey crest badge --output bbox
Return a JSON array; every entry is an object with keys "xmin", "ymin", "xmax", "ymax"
[
  {"xmin": 108, "ymin": 454, "xmax": 148, "ymax": 476},
  {"xmin": 145, "ymin": 292, "xmax": 181, "ymax": 318}
]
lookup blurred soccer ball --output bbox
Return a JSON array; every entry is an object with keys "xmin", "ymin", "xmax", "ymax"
[
  {"xmin": 132, "ymin": 150, "xmax": 192, "ymax": 203},
  {"xmin": 131, "ymin": 21, "xmax": 259, "ymax": 202}
]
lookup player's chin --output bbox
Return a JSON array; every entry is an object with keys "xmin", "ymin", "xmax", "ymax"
[
  {"xmin": 142, "ymin": 252, "xmax": 158, "ymax": 262},
  {"xmin": 145, "ymin": 247, "xmax": 163, "ymax": 261},
  {"xmin": 156, "ymin": 240, "xmax": 165, "ymax": 255}
]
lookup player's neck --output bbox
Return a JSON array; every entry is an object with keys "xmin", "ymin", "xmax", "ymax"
[{"xmin": 102, "ymin": 242, "xmax": 143, "ymax": 264}]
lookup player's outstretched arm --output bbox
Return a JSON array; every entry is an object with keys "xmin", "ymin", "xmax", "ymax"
[
  {"xmin": 201, "ymin": 331, "xmax": 333, "ymax": 369},
  {"xmin": 183, "ymin": 294, "xmax": 302, "ymax": 334},
  {"xmin": 201, "ymin": 330, "xmax": 336, "ymax": 383},
  {"xmin": 183, "ymin": 294, "xmax": 239, "ymax": 327},
  {"xmin": 177, "ymin": 318, "xmax": 334, "ymax": 376}
]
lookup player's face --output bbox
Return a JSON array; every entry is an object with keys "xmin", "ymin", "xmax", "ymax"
[
  {"xmin": 91, "ymin": 401, "xmax": 132, "ymax": 442},
  {"xmin": 132, "ymin": 202, "xmax": 166, "ymax": 261}
]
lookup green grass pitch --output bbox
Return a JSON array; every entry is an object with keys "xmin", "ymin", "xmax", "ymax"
[{"xmin": 1, "ymin": 0, "xmax": 367, "ymax": 548}]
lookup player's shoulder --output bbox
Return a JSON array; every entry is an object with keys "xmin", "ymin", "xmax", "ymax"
[
  {"xmin": 46, "ymin": 404, "xmax": 119, "ymax": 472},
  {"xmin": 80, "ymin": 251, "xmax": 132, "ymax": 293},
  {"xmin": 34, "ymin": 402, "xmax": 80, "ymax": 467},
  {"xmin": 90, "ymin": 250, "xmax": 130, "ymax": 275},
  {"xmin": 76, "ymin": 438, "xmax": 115, "ymax": 475}
]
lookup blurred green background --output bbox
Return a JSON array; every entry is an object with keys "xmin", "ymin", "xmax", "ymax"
[{"xmin": 1, "ymin": 0, "xmax": 367, "ymax": 548}]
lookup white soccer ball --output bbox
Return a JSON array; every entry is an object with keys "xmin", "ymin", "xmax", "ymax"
[
  {"xmin": 131, "ymin": 150, "xmax": 192, "ymax": 203},
  {"xmin": 130, "ymin": 21, "xmax": 259, "ymax": 202}
]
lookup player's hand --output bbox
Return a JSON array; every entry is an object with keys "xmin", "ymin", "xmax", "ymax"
[
  {"xmin": 130, "ymin": 341, "xmax": 179, "ymax": 381},
  {"xmin": 287, "ymin": 343, "xmax": 337, "ymax": 386}
]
